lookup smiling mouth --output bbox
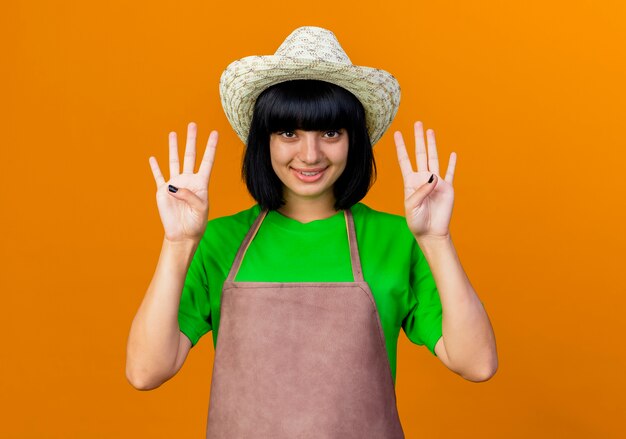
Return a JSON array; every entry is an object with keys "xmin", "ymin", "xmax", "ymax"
[
  {"xmin": 291, "ymin": 167, "xmax": 327, "ymax": 182},
  {"xmin": 292, "ymin": 167, "xmax": 327, "ymax": 175}
]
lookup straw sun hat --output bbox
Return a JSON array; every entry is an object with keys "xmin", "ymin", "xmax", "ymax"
[{"xmin": 219, "ymin": 26, "xmax": 401, "ymax": 146}]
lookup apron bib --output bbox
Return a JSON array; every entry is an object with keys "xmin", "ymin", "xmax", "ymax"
[{"xmin": 206, "ymin": 208, "xmax": 404, "ymax": 438}]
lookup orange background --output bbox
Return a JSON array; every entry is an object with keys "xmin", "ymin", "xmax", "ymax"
[{"xmin": 2, "ymin": 0, "xmax": 625, "ymax": 437}]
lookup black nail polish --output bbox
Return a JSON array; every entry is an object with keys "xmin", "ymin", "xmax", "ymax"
[
  {"xmin": 168, "ymin": 184, "xmax": 178, "ymax": 193},
  {"xmin": 428, "ymin": 174, "xmax": 434, "ymax": 183}
]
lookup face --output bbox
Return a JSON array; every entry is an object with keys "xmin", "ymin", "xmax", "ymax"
[{"xmin": 269, "ymin": 128, "xmax": 349, "ymax": 206}]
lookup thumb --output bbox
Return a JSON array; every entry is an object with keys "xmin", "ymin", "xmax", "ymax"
[
  {"xmin": 167, "ymin": 184, "xmax": 205, "ymax": 212},
  {"xmin": 406, "ymin": 174, "xmax": 437, "ymax": 209}
]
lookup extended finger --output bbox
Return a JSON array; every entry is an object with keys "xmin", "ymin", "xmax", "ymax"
[
  {"xmin": 183, "ymin": 122, "xmax": 197, "ymax": 174},
  {"xmin": 198, "ymin": 130, "xmax": 218, "ymax": 183},
  {"xmin": 445, "ymin": 152, "xmax": 457, "ymax": 185},
  {"xmin": 394, "ymin": 131, "xmax": 414, "ymax": 180},
  {"xmin": 414, "ymin": 121, "xmax": 428, "ymax": 172},
  {"xmin": 149, "ymin": 156, "xmax": 166, "ymax": 188},
  {"xmin": 169, "ymin": 131, "xmax": 180, "ymax": 178},
  {"xmin": 426, "ymin": 128, "xmax": 440, "ymax": 175}
]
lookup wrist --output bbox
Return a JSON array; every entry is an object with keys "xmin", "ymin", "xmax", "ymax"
[
  {"xmin": 415, "ymin": 233, "xmax": 453, "ymax": 257},
  {"xmin": 159, "ymin": 237, "xmax": 200, "ymax": 273},
  {"xmin": 415, "ymin": 233, "xmax": 452, "ymax": 245},
  {"xmin": 162, "ymin": 236, "xmax": 200, "ymax": 254}
]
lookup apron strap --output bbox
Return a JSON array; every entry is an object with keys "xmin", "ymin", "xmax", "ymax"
[
  {"xmin": 344, "ymin": 208, "xmax": 365, "ymax": 283},
  {"xmin": 226, "ymin": 208, "xmax": 269, "ymax": 282},
  {"xmin": 226, "ymin": 207, "xmax": 365, "ymax": 283}
]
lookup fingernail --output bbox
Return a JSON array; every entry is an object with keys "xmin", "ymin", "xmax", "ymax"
[
  {"xmin": 168, "ymin": 184, "xmax": 178, "ymax": 193},
  {"xmin": 428, "ymin": 174, "xmax": 434, "ymax": 183}
]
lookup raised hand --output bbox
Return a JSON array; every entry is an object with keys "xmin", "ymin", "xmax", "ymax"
[
  {"xmin": 149, "ymin": 122, "xmax": 218, "ymax": 243},
  {"xmin": 394, "ymin": 121, "xmax": 456, "ymax": 240}
]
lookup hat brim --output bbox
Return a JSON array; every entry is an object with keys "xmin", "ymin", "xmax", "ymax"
[{"xmin": 219, "ymin": 55, "xmax": 401, "ymax": 146}]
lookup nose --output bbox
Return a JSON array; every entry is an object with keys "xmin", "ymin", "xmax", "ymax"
[{"xmin": 299, "ymin": 132, "xmax": 322, "ymax": 164}]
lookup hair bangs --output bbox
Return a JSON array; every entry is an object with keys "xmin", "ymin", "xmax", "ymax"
[{"xmin": 258, "ymin": 80, "xmax": 357, "ymax": 134}]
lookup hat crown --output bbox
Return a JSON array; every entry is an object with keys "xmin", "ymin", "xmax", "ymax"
[{"xmin": 274, "ymin": 26, "xmax": 352, "ymax": 64}]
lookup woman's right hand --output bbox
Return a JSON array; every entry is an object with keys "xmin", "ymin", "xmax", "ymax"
[{"xmin": 149, "ymin": 122, "xmax": 218, "ymax": 243}]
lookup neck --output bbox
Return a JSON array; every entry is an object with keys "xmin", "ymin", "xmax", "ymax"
[{"xmin": 277, "ymin": 192, "xmax": 339, "ymax": 223}]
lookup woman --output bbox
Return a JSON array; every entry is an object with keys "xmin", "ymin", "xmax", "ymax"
[{"xmin": 126, "ymin": 26, "xmax": 497, "ymax": 438}]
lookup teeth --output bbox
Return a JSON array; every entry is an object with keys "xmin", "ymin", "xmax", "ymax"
[{"xmin": 300, "ymin": 171, "xmax": 320, "ymax": 176}]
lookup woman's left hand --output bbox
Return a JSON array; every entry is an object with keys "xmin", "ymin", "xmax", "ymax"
[{"xmin": 394, "ymin": 121, "xmax": 457, "ymax": 240}]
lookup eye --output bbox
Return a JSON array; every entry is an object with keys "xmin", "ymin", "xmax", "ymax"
[
  {"xmin": 278, "ymin": 131, "xmax": 296, "ymax": 138},
  {"xmin": 324, "ymin": 130, "xmax": 342, "ymax": 138}
]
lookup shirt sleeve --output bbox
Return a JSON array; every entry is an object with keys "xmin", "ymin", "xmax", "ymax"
[
  {"xmin": 177, "ymin": 237, "xmax": 212, "ymax": 347},
  {"xmin": 401, "ymin": 238, "xmax": 443, "ymax": 356}
]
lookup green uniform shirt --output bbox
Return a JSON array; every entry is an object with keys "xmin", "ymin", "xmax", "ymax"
[{"xmin": 178, "ymin": 202, "xmax": 443, "ymax": 383}]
